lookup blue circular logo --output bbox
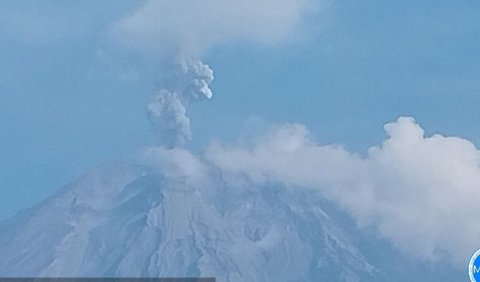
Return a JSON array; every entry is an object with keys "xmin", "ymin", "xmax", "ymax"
[{"xmin": 469, "ymin": 249, "xmax": 480, "ymax": 282}]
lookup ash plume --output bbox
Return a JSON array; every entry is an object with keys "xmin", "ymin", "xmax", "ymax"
[
  {"xmin": 112, "ymin": 0, "xmax": 311, "ymax": 148},
  {"xmin": 147, "ymin": 60, "xmax": 214, "ymax": 147}
]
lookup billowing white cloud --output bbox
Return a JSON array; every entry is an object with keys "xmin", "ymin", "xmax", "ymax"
[
  {"xmin": 114, "ymin": 0, "xmax": 313, "ymax": 57},
  {"xmin": 205, "ymin": 117, "xmax": 480, "ymax": 266},
  {"xmin": 139, "ymin": 146, "xmax": 210, "ymax": 185}
]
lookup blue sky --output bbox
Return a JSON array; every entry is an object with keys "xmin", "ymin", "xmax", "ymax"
[{"xmin": 1, "ymin": 0, "xmax": 480, "ymax": 227}]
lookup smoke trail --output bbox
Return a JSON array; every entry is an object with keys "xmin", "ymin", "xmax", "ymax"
[
  {"xmin": 147, "ymin": 60, "xmax": 214, "ymax": 147},
  {"xmin": 113, "ymin": 0, "xmax": 311, "ymax": 147}
]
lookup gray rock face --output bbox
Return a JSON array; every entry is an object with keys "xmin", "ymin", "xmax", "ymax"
[{"xmin": 0, "ymin": 162, "xmax": 461, "ymax": 281}]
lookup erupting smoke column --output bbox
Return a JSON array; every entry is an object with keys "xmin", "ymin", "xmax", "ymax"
[
  {"xmin": 114, "ymin": 0, "xmax": 311, "ymax": 148},
  {"xmin": 147, "ymin": 60, "xmax": 214, "ymax": 148}
]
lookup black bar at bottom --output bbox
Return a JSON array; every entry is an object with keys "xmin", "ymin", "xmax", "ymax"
[{"xmin": 0, "ymin": 279, "xmax": 215, "ymax": 282}]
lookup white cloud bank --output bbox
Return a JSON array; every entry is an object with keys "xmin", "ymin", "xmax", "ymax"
[
  {"xmin": 204, "ymin": 117, "xmax": 480, "ymax": 266},
  {"xmin": 114, "ymin": 0, "xmax": 313, "ymax": 57}
]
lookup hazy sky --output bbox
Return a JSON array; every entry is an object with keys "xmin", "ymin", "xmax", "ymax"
[{"xmin": 1, "ymin": 0, "xmax": 480, "ymax": 227}]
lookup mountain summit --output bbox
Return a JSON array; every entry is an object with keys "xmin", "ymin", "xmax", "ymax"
[{"xmin": 0, "ymin": 147, "xmax": 461, "ymax": 281}]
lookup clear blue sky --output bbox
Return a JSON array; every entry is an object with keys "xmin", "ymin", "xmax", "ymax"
[{"xmin": 1, "ymin": 0, "xmax": 480, "ymax": 221}]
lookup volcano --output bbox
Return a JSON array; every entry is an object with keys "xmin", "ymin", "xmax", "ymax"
[{"xmin": 0, "ymin": 148, "xmax": 461, "ymax": 281}]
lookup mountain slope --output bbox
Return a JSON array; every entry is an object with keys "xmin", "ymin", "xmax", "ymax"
[{"xmin": 0, "ymin": 154, "xmax": 463, "ymax": 281}]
